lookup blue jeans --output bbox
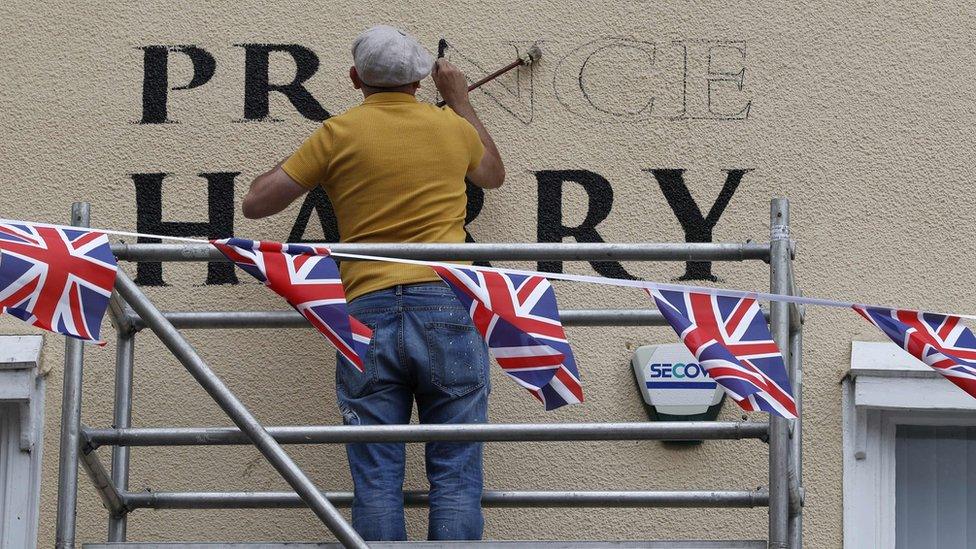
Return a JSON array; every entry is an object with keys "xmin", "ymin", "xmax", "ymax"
[{"xmin": 336, "ymin": 282, "xmax": 490, "ymax": 541}]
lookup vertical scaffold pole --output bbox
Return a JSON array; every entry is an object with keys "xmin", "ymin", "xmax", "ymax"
[
  {"xmin": 55, "ymin": 202, "xmax": 90, "ymax": 549},
  {"xmin": 788, "ymin": 326, "xmax": 803, "ymax": 548},
  {"xmin": 768, "ymin": 198, "xmax": 792, "ymax": 549},
  {"xmin": 107, "ymin": 325, "xmax": 135, "ymax": 541}
]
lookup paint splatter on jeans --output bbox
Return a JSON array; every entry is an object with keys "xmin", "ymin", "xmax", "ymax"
[{"xmin": 335, "ymin": 283, "xmax": 489, "ymax": 541}]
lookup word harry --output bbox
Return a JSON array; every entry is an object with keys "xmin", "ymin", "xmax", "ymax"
[
  {"xmin": 139, "ymin": 38, "xmax": 752, "ymax": 125},
  {"xmin": 132, "ymin": 168, "xmax": 749, "ymax": 286}
]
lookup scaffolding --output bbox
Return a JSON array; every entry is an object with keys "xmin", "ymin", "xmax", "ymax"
[{"xmin": 54, "ymin": 199, "xmax": 804, "ymax": 548}]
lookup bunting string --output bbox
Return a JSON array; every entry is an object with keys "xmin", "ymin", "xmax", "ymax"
[
  {"xmin": 3, "ymin": 217, "xmax": 975, "ymax": 320},
  {"xmin": 7, "ymin": 216, "xmax": 976, "ymax": 412}
]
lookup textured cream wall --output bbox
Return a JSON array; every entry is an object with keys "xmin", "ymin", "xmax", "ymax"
[{"xmin": 1, "ymin": 1, "xmax": 974, "ymax": 547}]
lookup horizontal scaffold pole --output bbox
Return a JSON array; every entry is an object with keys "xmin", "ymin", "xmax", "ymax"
[
  {"xmin": 127, "ymin": 309, "xmax": 673, "ymax": 330},
  {"xmin": 124, "ymin": 309, "xmax": 768, "ymax": 331},
  {"xmin": 124, "ymin": 489, "xmax": 770, "ymax": 509},
  {"xmin": 83, "ymin": 421, "xmax": 769, "ymax": 447},
  {"xmin": 110, "ymin": 242, "xmax": 770, "ymax": 263}
]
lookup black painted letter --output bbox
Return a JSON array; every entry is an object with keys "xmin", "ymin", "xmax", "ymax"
[
  {"xmin": 463, "ymin": 181, "xmax": 492, "ymax": 267},
  {"xmin": 646, "ymin": 168, "xmax": 749, "ymax": 280},
  {"xmin": 140, "ymin": 45, "xmax": 216, "ymax": 124},
  {"xmin": 288, "ymin": 187, "xmax": 340, "ymax": 243},
  {"xmin": 239, "ymin": 44, "xmax": 329, "ymax": 121},
  {"xmin": 132, "ymin": 172, "xmax": 238, "ymax": 285},
  {"xmin": 535, "ymin": 170, "xmax": 636, "ymax": 278}
]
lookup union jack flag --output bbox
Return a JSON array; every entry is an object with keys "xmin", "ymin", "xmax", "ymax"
[
  {"xmin": 0, "ymin": 222, "xmax": 118, "ymax": 344},
  {"xmin": 211, "ymin": 239, "xmax": 371, "ymax": 372},
  {"xmin": 433, "ymin": 265, "xmax": 583, "ymax": 410},
  {"xmin": 855, "ymin": 306, "xmax": 976, "ymax": 399},
  {"xmin": 649, "ymin": 289, "xmax": 797, "ymax": 418}
]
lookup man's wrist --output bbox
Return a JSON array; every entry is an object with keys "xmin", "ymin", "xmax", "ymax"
[{"xmin": 446, "ymin": 97, "xmax": 473, "ymax": 111}]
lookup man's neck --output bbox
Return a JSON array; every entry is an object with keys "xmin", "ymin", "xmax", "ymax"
[{"xmin": 361, "ymin": 84, "xmax": 417, "ymax": 98}]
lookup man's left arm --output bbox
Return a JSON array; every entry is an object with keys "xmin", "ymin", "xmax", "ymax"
[{"xmin": 241, "ymin": 158, "xmax": 310, "ymax": 219}]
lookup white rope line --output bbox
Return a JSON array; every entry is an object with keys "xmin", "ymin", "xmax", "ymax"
[
  {"xmin": 4, "ymin": 217, "xmax": 975, "ymax": 319},
  {"xmin": 0, "ymin": 218, "xmax": 209, "ymax": 244},
  {"xmin": 329, "ymin": 251, "xmax": 976, "ymax": 320}
]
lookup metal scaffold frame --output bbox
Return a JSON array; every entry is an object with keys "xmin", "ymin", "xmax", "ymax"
[{"xmin": 53, "ymin": 199, "xmax": 804, "ymax": 549}]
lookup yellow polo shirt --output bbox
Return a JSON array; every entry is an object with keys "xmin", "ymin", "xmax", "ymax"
[{"xmin": 281, "ymin": 92, "xmax": 484, "ymax": 301}]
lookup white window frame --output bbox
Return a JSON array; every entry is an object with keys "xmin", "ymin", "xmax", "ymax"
[
  {"xmin": 0, "ymin": 335, "xmax": 45, "ymax": 549},
  {"xmin": 843, "ymin": 341, "xmax": 976, "ymax": 548}
]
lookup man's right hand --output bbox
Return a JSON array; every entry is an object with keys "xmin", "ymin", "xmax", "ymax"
[
  {"xmin": 431, "ymin": 59, "xmax": 505, "ymax": 189},
  {"xmin": 432, "ymin": 59, "xmax": 470, "ymax": 108}
]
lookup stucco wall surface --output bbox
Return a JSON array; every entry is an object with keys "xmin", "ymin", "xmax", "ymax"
[{"xmin": 0, "ymin": 1, "xmax": 974, "ymax": 547}]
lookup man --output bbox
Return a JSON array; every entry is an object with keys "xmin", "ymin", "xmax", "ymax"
[{"xmin": 240, "ymin": 25, "xmax": 504, "ymax": 541}]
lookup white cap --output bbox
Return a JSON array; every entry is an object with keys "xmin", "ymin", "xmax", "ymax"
[{"xmin": 352, "ymin": 25, "xmax": 434, "ymax": 88}]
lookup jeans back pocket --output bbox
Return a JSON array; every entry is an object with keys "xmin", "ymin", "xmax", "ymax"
[
  {"xmin": 336, "ymin": 317, "xmax": 379, "ymax": 399},
  {"xmin": 426, "ymin": 322, "xmax": 488, "ymax": 398}
]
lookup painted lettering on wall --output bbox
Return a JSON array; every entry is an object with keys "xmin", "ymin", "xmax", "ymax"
[
  {"xmin": 137, "ymin": 38, "xmax": 752, "ymax": 125},
  {"xmin": 131, "ymin": 37, "xmax": 752, "ymax": 285},
  {"xmin": 133, "ymin": 169, "xmax": 747, "ymax": 285},
  {"xmin": 140, "ymin": 45, "xmax": 216, "ymax": 124},
  {"xmin": 238, "ymin": 44, "xmax": 330, "ymax": 122},
  {"xmin": 648, "ymin": 169, "xmax": 749, "ymax": 281},
  {"xmin": 131, "ymin": 172, "xmax": 238, "ymax": 285},
  {"xmin": 535, "ymin": 170, "xmax": 637, "ymax": 279}
]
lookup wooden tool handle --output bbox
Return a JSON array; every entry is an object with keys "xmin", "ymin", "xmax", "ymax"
[{"xmin": 435, "ymin": 58, "xmax": 524, "ymax": 108}]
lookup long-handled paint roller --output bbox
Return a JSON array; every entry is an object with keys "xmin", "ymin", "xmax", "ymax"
[{"xmin": 435, "ymin": 41, "xmax": 542, "ymax": 107}]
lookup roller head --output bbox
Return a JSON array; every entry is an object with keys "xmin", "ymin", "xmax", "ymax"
[{"xmin": 521, "ymin": 43, "xmax": 543, "ymax": 65}]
